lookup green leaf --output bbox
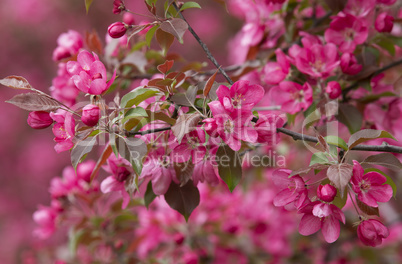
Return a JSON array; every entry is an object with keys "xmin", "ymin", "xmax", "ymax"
[
  {"xmin": 120, "ymin": 88, "xmax": 160, "ymax": 110},
  {"xmin": 69, "ymin": 229, "xmax": 85, "ymax": 254},
  {"xmin": 216, "ymin": 144, "xmax": 242, "ymax": 192},
  {"xmin": 71, "ymin": 136, "xmax": 97, "ymax": 169},
  {"xmin": 333, "ymin": 190, "xmax": 348, "ymax": 209},
  {"xmin": 180, "ymin": 2, "xmax": 201, "ymax": 11},
  {"xmin": 365, "ymin": 168, "xmax": 397, "ymax": 198},
  {"xmin": 164, "ymin": 180, "xmax": 200, "ymax": 221},
  {"xmin": 122, "ymin": 107, "xmax": 148, "ymax": 124},
  {"xmin": 85, "ymin": 0, "xmax": 94, "ymax": 13},
  {"xmin": 373, "ymin": 35, "xmax": 396, "ymax": 56},
  {"xmin": 309, "ymin": 152, "xmax": 329, "ymax": 166},
  {"xmin": 144, "ymin": 181, "xmax": 157, "ymax": 209},
  {"xmin": 145, "ymin": 25, "xmax": 159, "ymax": 47},
  {"xmin": 348, "ymin": 129, "xmax": 397, "ymax": 149},
  {"xmin": 324, "ymin": 136, "xmax": 348, "ymax": 151},
  {"xmin": 145, "ymin": 0, "xmax": 157, "ymax": 5},
  {"xmin": 116, "ymin": 136, "xmax": 148, "ymax": 175}
]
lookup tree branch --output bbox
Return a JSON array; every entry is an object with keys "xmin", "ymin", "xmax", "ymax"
[
  {"xmin": 173, "ymin": 2, "xmax": 234, "ymax": 85},
  {"xmin": 277, "ymin": 127, "xmax": 402, "ymax": 153},
  {"xmin": 342, "ymin": 58, "xmax": 402, "ymax": 98},
  {"xmin": 126, "ymin": 126, "xmax": 171, "ymax": 136}
]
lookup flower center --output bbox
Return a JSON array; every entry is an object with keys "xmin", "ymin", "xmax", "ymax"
[
  {"xmin": 359, "ymin": 180, "xmax": 371, "ymax": 192},
  {"xmin": 232, "ymin": 94, "xmax": 244, "ymax": 108},
  {"xmin": 115, "ymin": 167, "xmax": 130, "ymax": 182}
]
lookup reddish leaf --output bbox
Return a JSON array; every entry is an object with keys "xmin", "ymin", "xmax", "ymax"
[
  {"xmin": 0, "ymin": 75, "xmax": 32, "ymax": 90},
  {"xmin": 155, "ymin": 28, "xmax": 175, "ymax": 55},
  {"xmin": 171, "ymin": 113, "xmax": 201, "ymax": 142},
  {"xmin": 85, "ymin": 30, "xmax": 103, "ymax": 55},
  {"xmin": 327, "ymin": 163, "xmax": 353, "ymax": 197},
  {"xmin": 127, "ymin": 24, "xmax": 149, "ymax": 43},
  {"xmin": 90, "ymin": 144, "xmax": 113, "ymax": 182},
  {"xmin": 348, "ymin": 129, "xmax": 396, "ymax": 149},
  {"xmin": 203, "ymin": 69, "xmax": 218, "ymax": 97},
  {"xmin": 157, "ymin": 60, "xmax": 174, "ymax": 75},
  {"xmin": 289, "ymin": 163, "xmax": 329, "ymax": 176},
  {"xmin": 164, "ymin": 180, "xmax": 200, "ymax": 221},
  {"xmin": 361, "ymin": 153, "xmax": 402, "ymax": 170},
  {"xmin": 71, "ymin": 136, "xmax": 97, "ymax": 169},
  {"xmin": 6, "ymin": 93, "xmax": 62, "ymax": 112},
  {"xmin": 356, "ymin": 197, "xmax": 380, "ymax": 217},
  {"xmin": 315, "ymin": 130, "xmax": 329, "ymax": 153},
  {"xmin": 159, "ymin": 18, "xmax": 188, "ymax": 43},
  {"xmin": 174, "ymin": 161, "xmax": 194, "ymax": 186}
]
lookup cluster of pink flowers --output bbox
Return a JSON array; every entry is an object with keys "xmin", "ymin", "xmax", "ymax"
[
  {"xmin": 271, "ymin": 159, "xmax": 392, "ymax": 246},
  {"xmin": 33, "ymin": 161, "xmax": 98, "ymax": 239}
]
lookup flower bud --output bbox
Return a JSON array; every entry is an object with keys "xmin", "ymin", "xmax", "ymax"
[
  {"xmin": 81, "ymin": 104, "xmax": 100, "ymax": 126},
  {"xmin": 325, "ymin": 81, "xmax": 342, "ymax": 99},
  {"xmin": 123, "ymin": 13, "xmax": 135, "ymax": 25},
  {"xmin": 340, "ymin": 53, "xmax": 362, "ymax": 75},
  {"xmin": 27, "ymin": 111, "xmax": 53, "ymax": 129},
  {"xmin": 52, "ymin": 46, "xmax": 72, "ymax": 61},
  {"xmin": 357, "ymin": 219, "xmax": 389, "ymax": 247},
  {"xmin": 317, "ymin": 184, "xmax": 337, "ymax": 202},
  {"xmin": 113, "ymin": 0, "xmax": 125, "ymax": 14},
  {"xmin": 375, "ymin": 13, "xmax": 394, "ymax": 33},
  {"xmin": 108, "ymin": 22, "xmax": 127, "ymax": 39}
]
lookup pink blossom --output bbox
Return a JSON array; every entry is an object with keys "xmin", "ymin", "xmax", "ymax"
[
  {"xmin": 317, "ymin": 184, "xmax": 337, "ymax": 203},
  {"xmin": 50, "ymin": 63, "xmax": 80, "ymax": 107},
  {"xmin": 50, "ymin": 110, "xmax": 75, "ymax": 153},
  {"xmin": 325, "ymin": 14, "xmax": 368, "ymax": 53},
  {"xmin": 216, "ymin": 80, "xmax": 265, "ymax": 112},
  {"xmin": 344, "ymin": 0, "xmax": 376, "ymax": 18},
  {"xmin": 208, "ymin": 101, "xmax": 258, "ymax": 151},
  {"xmin": 298, "ymin": 201, "xmax": 345, "ymax": 243},
  {"xmin": 255, "ymin": 114, "xmax": 284, "ymax": 145},
  {"xmin": 375, "ymin": 12, "xmax": 394, "ymax": 33},
  {"xmin": 340, "ymin": 52, "xmax": 362, "ymax": 75},
  {"xmin": 293, "ymin": 42, "xmax": 339, "ymax": 78},
  {"xmin": 52, "ymin": 30, "xmax": 83, "ymax": 61},
  {"xmin": 350, "ymin": 161, "xmax": 393, "ymax": 207},
  {"xmin": 140, "ymin": 147, "xmax": 176, "ymax": 195},
  {"xmin": 193, "ymin": 149, "xmax": 220, "ymax": 186},
  {"xmin": 81, "ymin": 104, "xmax": 101, "ymax": 126},
  {"xmin": 100, "ymin": 155, "xmax": 133, "ymax": 209},
  {"xmin": 27, "ymin": 111, "xmax": 53, "ymax": 129},
  {"xmin": 123, "ymin": 13, "xmax": 135, "ymax": 25},
  {"xmin": 357, "ymin": 219, "xmax": 389, "ymax": 247},
  {"xmin": 271, "ymin": 169, "xmax": 308, "ymax": 210},
  {"xmin": 240, "ymin": 22, "xmax": 265, "ymax": 46},
  {"xmin": 262, "ymin": 49, "xmax": 290, "ymax": 85},
  {"xmin": 32, "ymin": 206, "xmax": 57, "ymax": 239},
  {"xmin": 67, "ymin": 50, "xmax": 116, "ymax": 95},
  {"xmin": 326, "ymin": 81, "xmax": 342, "ymax": 99},
  {"xmin": 113, "ymin": 0, "xmax": 126, "ymax": 14},
  {"xmin": 171, "ymin": 128, "xmax": 207, "ymax": 163},
  {"xmin": 269, "ymin": 81, "xmax": 313, "ymax": 114}
]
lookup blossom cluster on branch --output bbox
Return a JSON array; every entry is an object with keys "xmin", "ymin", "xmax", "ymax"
[{"xmin": 2, "ymin": 0, "xmax": 402, "ymax": 263}]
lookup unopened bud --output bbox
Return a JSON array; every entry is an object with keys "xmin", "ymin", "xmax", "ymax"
[
  {"xmin": 317, "ymin": 184, "xmax": 337, "ymax": 202},
  {"xmin": 81, "ymin": 104, "xmax": 100, "ymax": 126},
  {"xmin": 113, "ymin": 0, "xmax": 126, "ymax": 14},
  {"xmin": 27, "ymin": 111, "xmax": 53, "ymax": 129},
  {"xmin": 108, "ymin": 22, "xmax": 127, "ymax": 39},
  {"xmin": 325, "ymin": 81, "xmax": 341, "ymax": 99}
]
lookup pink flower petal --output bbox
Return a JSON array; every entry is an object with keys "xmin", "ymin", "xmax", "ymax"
[{"xmin": 299, "ymin": 214, "xmax": 321, "ymax": 236}]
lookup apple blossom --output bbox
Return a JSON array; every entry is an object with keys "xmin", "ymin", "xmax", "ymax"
[
  {"xmin": 113, "ymin": 0, "xmax": 125, "ymax": 14},
  {"xmin": 340, "ymin": 52, "xmax": 362, "ymax": 75},
  {"xmin": 350, "ymin": 161, "xmax": 393, "ymax": 207},
  {"xmin": 50, "ymin": 110, "xmax": 75, "ymax": 153},
  {"xmin": 357, "ymin": 219, "xmax": 390, "ymax": 247},
  {"xmin": 269, "ymin": 81, "xmax": 313, "ymax": 114},
  {"xmin": 325, "ymin": 14, "xmax": 368, "ymax": 53},
  {"xmin": 52, "ymin": 30, "xmax": 83, "ymax": 61},
  {"xmin": 317, "ymin": 184, "xmax": 337, "ymax": 203},
  {"xmin": 67, "ymin": 50, "xmax": 116, "ymax": 95},
  {"xmin": 375, "ymin": 13, "xmax": 394, "ymax": 33}
]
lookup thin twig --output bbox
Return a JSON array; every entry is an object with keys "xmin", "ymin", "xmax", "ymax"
[
  {"xmin": 277, "ymin": 127, "xmax": 402, "ymax": 153},
  {"xmin": 126, "ymin": 126, "xmax": 171, "ymax": 136},
  {"xmin": 173, "ymin": 2, "xmax": 234, "ymax": 85},
  {"xmin": 342, "ymin": 58, "xmax": 402, "ymax": 98}
]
